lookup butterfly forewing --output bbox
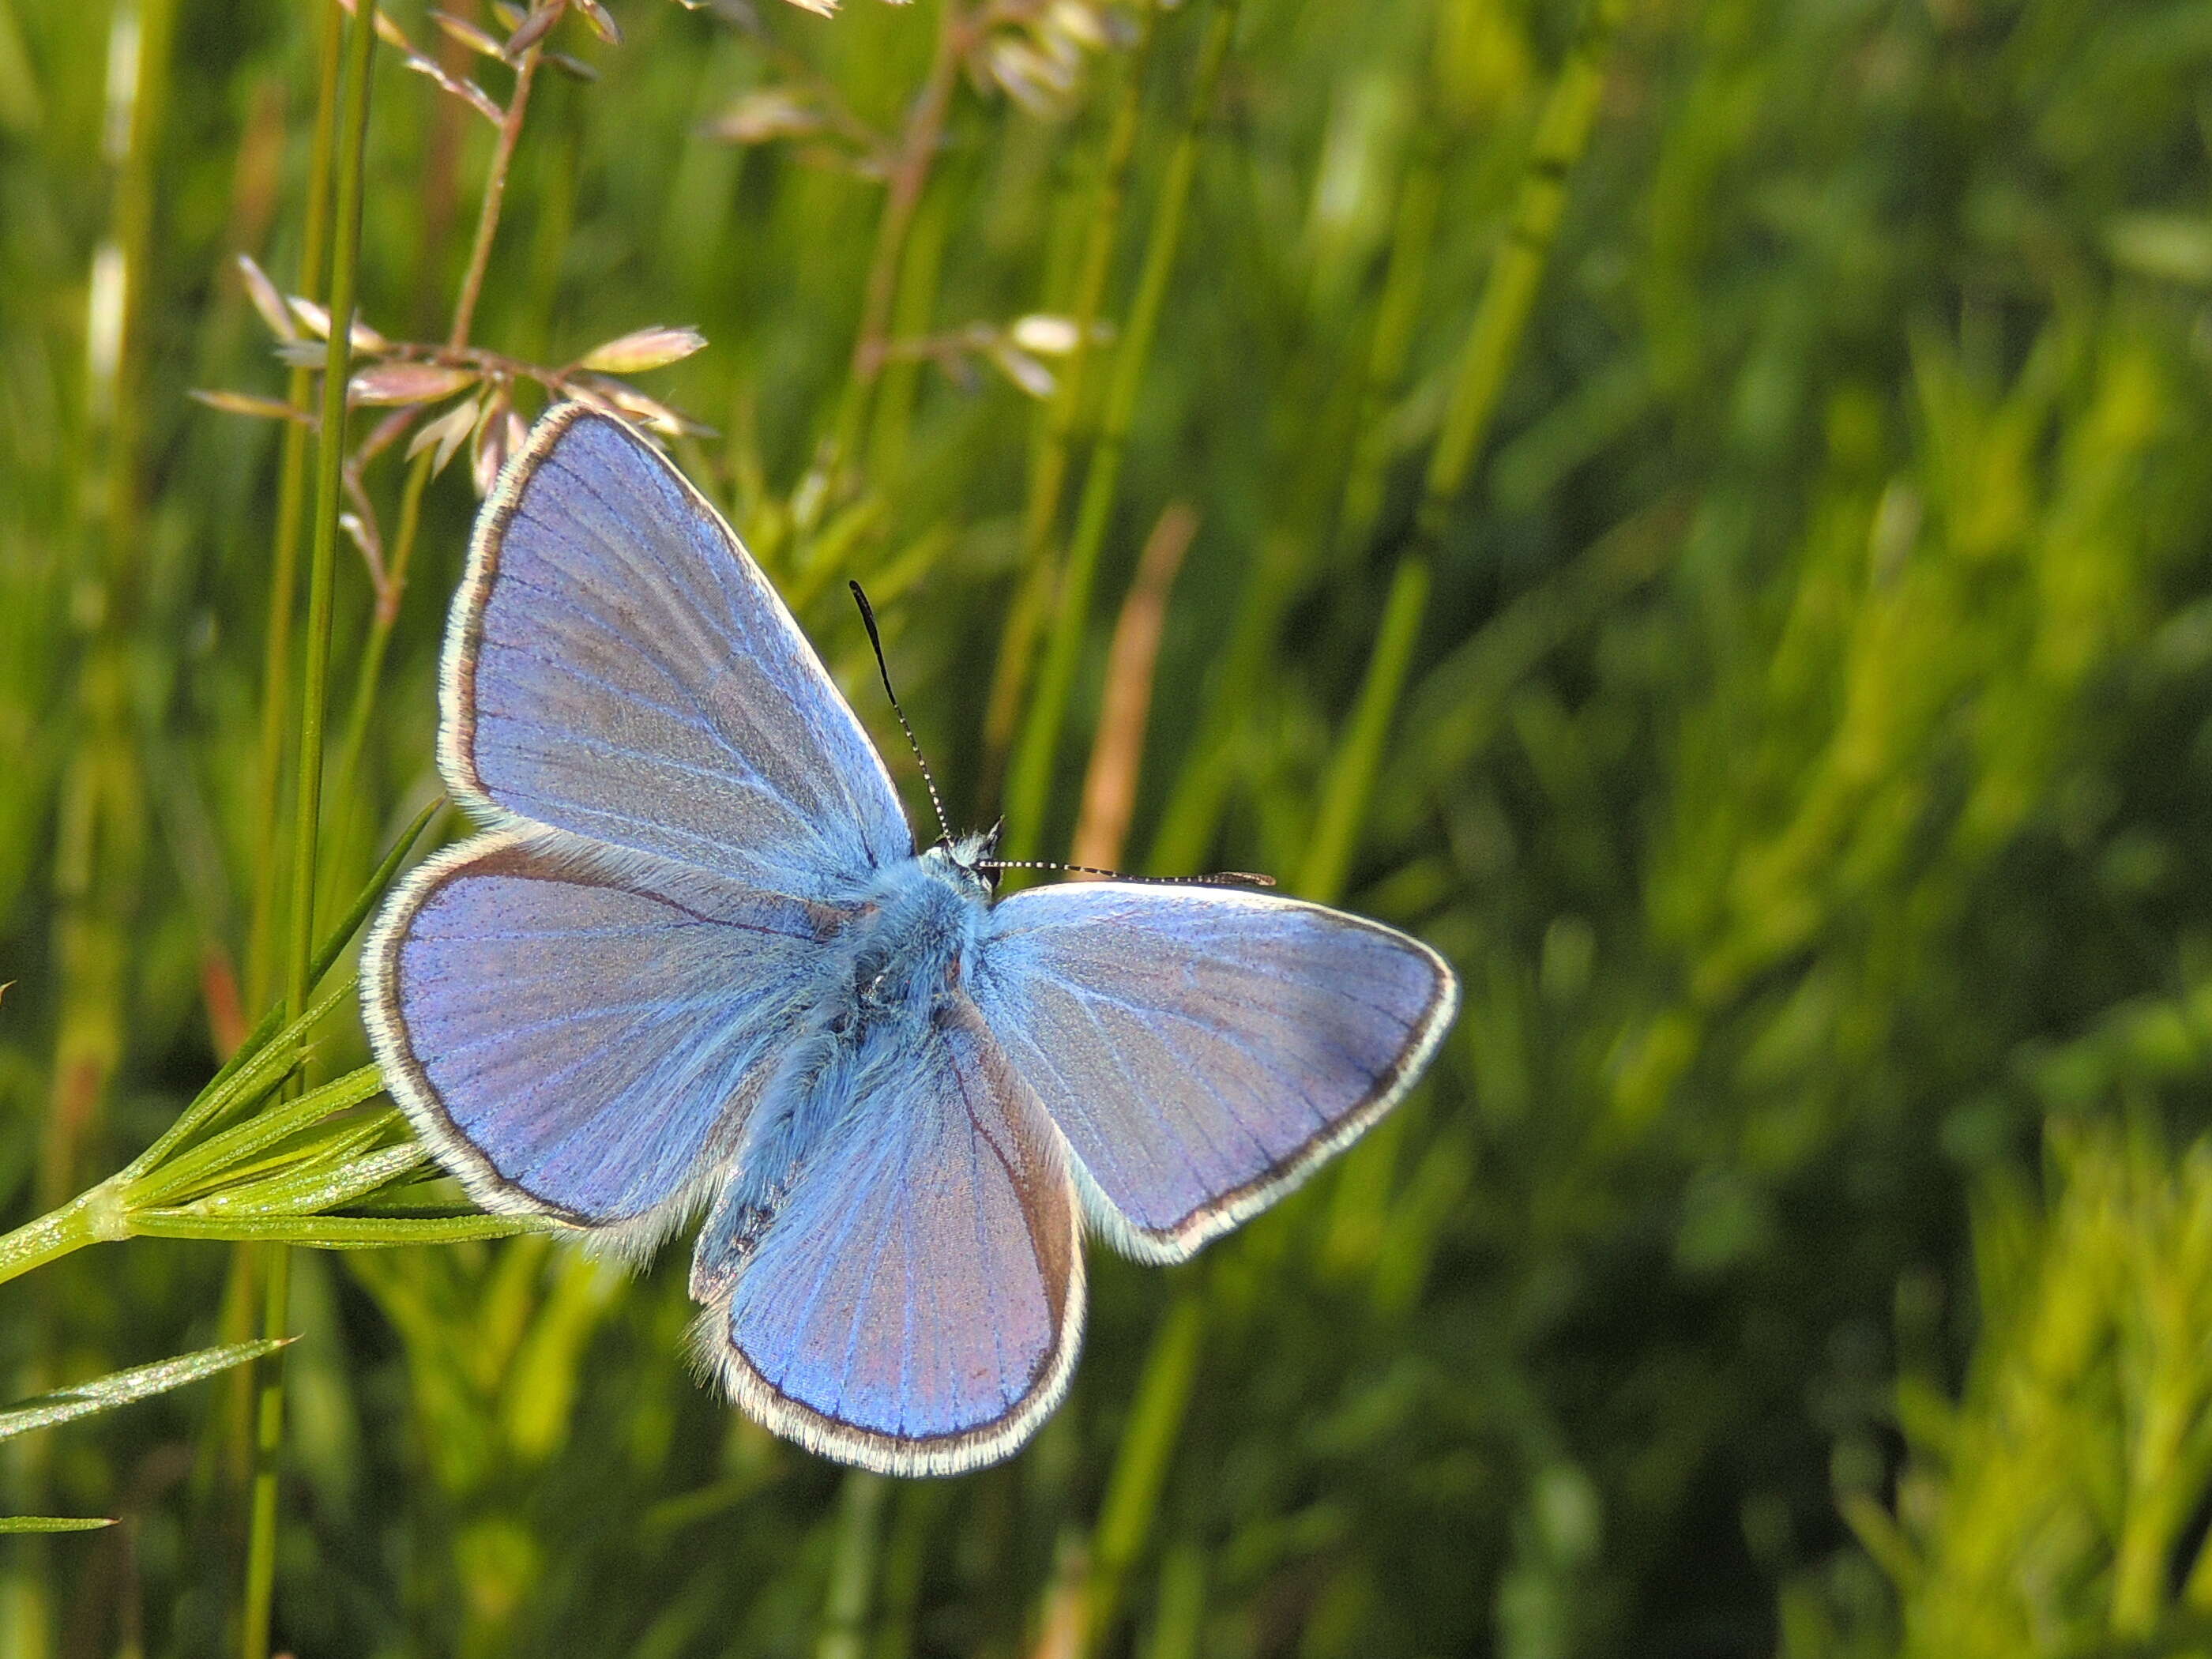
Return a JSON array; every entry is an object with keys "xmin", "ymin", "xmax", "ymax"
[
  {"xmin": 972, "ymin": 882, "xmax": 1460, "ymax": 1262},
  {"xmin": 369, "ymin": 407, "xmax": 911, "ymax": 1232},
  {"xmin": 445, "ymin": 404, "xmax": 912, "ymax": 898}
]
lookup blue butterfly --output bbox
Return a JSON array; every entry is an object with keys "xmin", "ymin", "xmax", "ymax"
[{"xmin": 363, "ymin": 404, "xmax": 1461, "ymax": 1475}]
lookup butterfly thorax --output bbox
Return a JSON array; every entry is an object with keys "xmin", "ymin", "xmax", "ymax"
[{"xmin": 837, "ymin": 849, "xmax": 990, "ymax": 1025}]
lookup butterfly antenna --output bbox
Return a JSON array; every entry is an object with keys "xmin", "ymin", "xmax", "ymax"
[
  {"xmin": 849, "ymin": 581, "xmax": 954, "ymax": 845},
  {"xmin": 975, "ymin": 858, "xmax": 1276, "ymax": 890}
]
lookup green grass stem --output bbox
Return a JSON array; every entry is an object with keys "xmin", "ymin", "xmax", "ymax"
[
  {"xmin": 1334, "ymin": 126, "xmax": 1445, "ymax": 564},
  {"xmin": 1002, "ymin": 0, "xmax": 1241, "ymax": 865},
  {"xmin": 333, "ymin": 21, "xmax": 547, "ymax": 849},
  {"xmin": 1142, "ymin": 1544, "xmax": 1206, "ymax": 1659},
  {"xmin": 820, "ymin": 0, "xmax": 965, "ymax": 508},
  {"xmin": 1153, "ymin": 0, "xmax": 1619, "ymax": 881},
  {"xmin": 1082, "ymin": 1286, "xmax": 1205, "ymax": 1657},
  {"xmin": 818, "ymin": 1469, "xmax": 888, "ymax": 1659},
  {"xmin": 329, "ymin": 50, "xmax": 548, "ymax": 854},
  {"xmin": 1418, "ymin": 0, "xmax": 1623, "ymax": 538},
  {"xmin": 330, "ymin": 452, "xmax": 433, "ymax": 861},
  {"xmin": 245, "ymin": 0, "xmax": 348, "ymax": 1018},
  {"xmin": 245, "ymin": 3, "xmax": 378, "ymax": 1651},
  {"xmin": 1296, "ymin": 556, "xmax": 1431, "ymax": 903},
  {"xmin": 981, "ymin": 1, "xmax": 1163, "ymax": 780},
  {"xmin": 0, "ymin": 1184, "xmax": 127, "ymax": 1288},
  {"xmin": 229, "ymin": 6, "xmax": 346, "ymax": 1632}
]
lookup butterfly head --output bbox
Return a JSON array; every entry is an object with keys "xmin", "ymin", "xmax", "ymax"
[{"xmin": 930, "ymin": 821, "xmax": 1003, "ymax": 897}]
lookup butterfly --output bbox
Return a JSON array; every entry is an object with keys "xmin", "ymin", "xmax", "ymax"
[{"xmin": 363, "ymin": 404, "xmax": 1461, "ymax": 1476}]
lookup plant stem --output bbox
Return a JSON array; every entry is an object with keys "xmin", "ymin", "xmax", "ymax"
[
  {"xmin": 228, "ymin": 5, "xmax": 361, "ymax": 1543},
  {"xmin": 329, "ymin": 447, "xmax": 430, "ymax": 843},
  {"xmin": 243, "ymin": 5, "xmax": 377, "ymax": 1654},
  {"xmin": 1418, "ymin": 0, "xmax": 1623, "ymax": 539},
  {"xmin": 1333, "ymin": 126, "xmax": 1444, "ymax": 565},
  {"xmin": 0, "ymin": 1185, "xmax": 129, "ymax": 1290},
  {"xmin": 245, "ymin": 0, "xmax": 348, "ymax": 1018},
  {"xmin": 817, "ymin": 1469, "xmax": 888, "ymax": 1659},
  {"xmin": 1296, "ymin": 555, "xmax": 1431, "ymax": 903},
  {"xmin": 1002, "ymin": 0, "xmax": 1240, "ymax": 866},
  {"xmin": 1143, "ymin": 1544, "xmax": 1206, "ymax": 1659},
  {"xmin": 331, "ymin": 24, "xmax": 544, "ymax": 840},
  {"xmin": 284, "ymin": 0, "xmax": 378, "ymax": 1029},
  {"xmin": 1286, "ymin": 0, "xmax": 1623, "ymax": 900},
  {"xmin": 820, "ymin": 0, "xmax": 965, "ymax": 505},
  {"xmin": 1082, "ymin": 1287, "xmax": 1205, "ymax": 1657},
  {"xmin": 980, "ymin": 1, "xmax": 1163, "ymax": 784},
  {"xmin": 450, "ymin": 40, "xmax": 541, "ymax": 353},
  {"xmin": 1149, "ymin": 0, "xmax": 1623, "ymax": 877}
]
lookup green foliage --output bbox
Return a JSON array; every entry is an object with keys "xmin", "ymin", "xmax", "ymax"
[
  {"xmin": 6, "ymin": 0, "xmax": 2212, "ymax": 1653},
  {"xmin": 0, "ymin": 1341, "xmax": 286, "ymax": 1446},
  {"xmin": 0, "ymin": 1339, "xmax": 284, "ymax": 1534},
  {"xmin": 1811, "ymin": 1122, "xmax": 2212, "ymax": 1659}
]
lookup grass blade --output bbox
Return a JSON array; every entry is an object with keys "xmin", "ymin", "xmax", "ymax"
[
  {"xmin": 182, "ymin": 1140, "xmax": 425, "ymax": 1219},
  {"xmin": 310, "ymin": 792, "xmax": 444, "ymax": 992},
  {"xmin": 124, "ymin": 1066, "xmax": 389, "ymax": 1208},
  {"xmin": 1002, "ymin": 0, "xmax": 1243, "ymax": 866},
  {"xmin": 0, "ymin": 1340, "xmax": 288, "ymax": 1443},
  {"xmin": 1296, "ymin": 555, "xmax": 1431, "ymax": 904},
  {"xmin": 121, "ymin": 978, "xmax": 358, "ymax": 1183}
]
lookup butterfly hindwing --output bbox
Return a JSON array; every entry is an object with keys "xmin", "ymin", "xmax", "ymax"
[
  {"xmin": 444, "ymin": 404, "xmax": 912, "ymax": 898},
  {"xmin": 691, "ymin": 995, "xmax": 1083, "ymax": 1477},
  {"xmin": 972, "ymin": 883, "xmax": 1460, "ymax": 1262}
]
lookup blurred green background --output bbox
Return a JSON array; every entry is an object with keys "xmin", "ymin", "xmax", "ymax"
[{"xmin": 7, "ymin": 0, "xmax": 2212, "ymax": 1652}]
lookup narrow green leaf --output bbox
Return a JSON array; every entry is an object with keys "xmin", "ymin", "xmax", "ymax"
[
  {"xmin": 153, "ymin": 1104, "xmax": 403, "ymax": 1204},
  {"xmin": 126, "ymin": 1064, "xmax": 386, "ymax": 1206},
  {"xmin": 122, "ymin": 977, "xmax": 357, "ymax": 1183},
  {"xmin": 199, "ymin": 1003, "xmax": 284, "ymax": 1100},
  {"xmin": 187, "ymin": 1140, "xmax": 426, "ymax": 1218},
  {"xmin": 126, "ymin": 1213, "xmax": 551, "ymax": 1247},
  {"xmin": 347, "ymin": 1199, "xmax": 490, "ymax": 1220},
  {"xmin": 310, "ymin": 792, "xmax": 443, "ymax": 991},
  {"xmin": 0, "ymin": 1339, "xmax": 288, "ymax": 1443},
  {"xmin": 0, "ymin": 1516, "xmax": 118, "ymax": 1533}
]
